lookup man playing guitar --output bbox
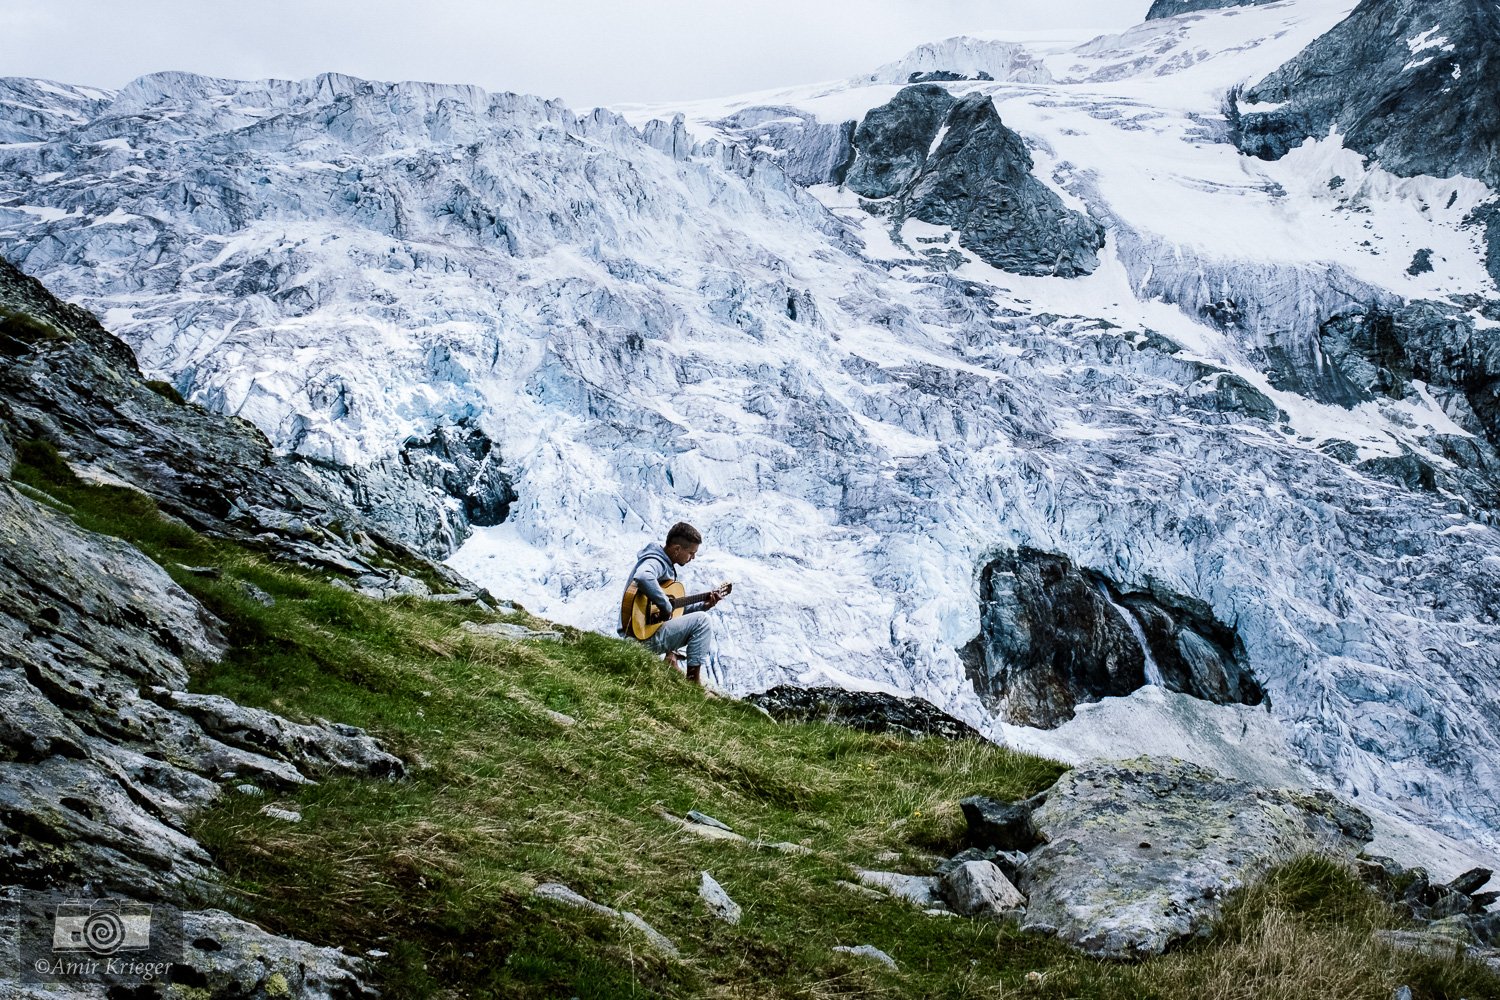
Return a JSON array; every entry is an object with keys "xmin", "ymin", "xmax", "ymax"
[{"xmin": 618, "ymin": 521, "xmax": 728, "ymax": 685}]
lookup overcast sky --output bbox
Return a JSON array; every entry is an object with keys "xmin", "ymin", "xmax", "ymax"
[{"xmin": 1, "ymin": 1, "xmax": 1142, "ymax": 109}]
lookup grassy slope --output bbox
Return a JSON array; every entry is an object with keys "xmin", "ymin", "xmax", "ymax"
[{"xmin": 12, "ymin": 445, "xmax": 1500, "ymax": 1000}]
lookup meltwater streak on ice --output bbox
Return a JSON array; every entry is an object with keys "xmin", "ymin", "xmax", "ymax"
[{"xmin": 1097, "ymin": 582, "xmax": 1164, "ymax": 688}]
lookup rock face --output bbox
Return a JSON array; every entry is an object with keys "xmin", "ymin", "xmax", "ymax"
[
  {"xmin": 746, "ymin": 685, "xmax": 985, "ymax": 740},
  {"xmin": 1147, "ymin": 0, "xmax": 1283, "ymax": 18},
  {"xmin": 846, "ymin": 87, "xmax": 1104, "ymax": 276},
  {"xmin": 1238, "ymin": 0, "xmax": 1500, "ymax": 188},
  {"xmin": 967, "ymin": 548, "xmax": 1263, "ymax": 728},
  {"xmin": 845, "ymin": 85, "xmax": 957, "ymax": 200},
  {"xmin": 1236, "ymin": 0, "xmax": 1500, "ymax": 281},
  {"xmin": 0, "ymin": 258, "xmax": 419, "ymax": 996},
  {"xmin": 1018, "ymin": 757, "xmax": 1374, "ymax": 958},
  {"xmin": 906, "ymin": 93, "xmax": 1106, "ymax": 277}
]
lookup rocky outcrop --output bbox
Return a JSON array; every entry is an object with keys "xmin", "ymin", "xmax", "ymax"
[
  {"xmin": 846, "ymin": 88, "xmax": 1104, "ymax": 276},
  {"xmin": 1321, "ymin": 299, "xmax": 1500, "ymax": 438},
  {"xmin": 0, "ymin": 259, "xmax": 428, "ymax": 996},
  {"xmin": 1147, "ymin": 0, "xmax": 1283, "ymax": 18},
  {"xmin": 905, "ymin": 93, "xmax": 1105, "ymax": 277},
  {"xmin": 1016, "ymin": 758, "xmax": 1373, "ymax": 958},
  {"xmin": 746, "ymin": 685, "xmax": 984, "ymax": 740},
  {"xmin": 845, "ymin": 85, "xmax": 957, "ymax": 200},
  {"xmin": 966, "ymin": 548, "xmax": 1263, "ymax": 729},
  {"xmin": 1236, "ymin": 0, "xmax": 1500, "ymax": 282},
  {"xmin": 0, "ymin": 257, "xmax": 481, "ymax": 582}
]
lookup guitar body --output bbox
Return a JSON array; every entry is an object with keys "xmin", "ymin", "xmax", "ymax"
[
  {"xmin": 621, "ymin": 580, "xmax": 687, "ymax": 641},
  {"xmin": 619, "ymin": 579, "xmax": 732, "ymax": 641}
]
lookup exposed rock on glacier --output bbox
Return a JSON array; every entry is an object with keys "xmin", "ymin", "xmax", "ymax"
[
  {"xmin": 299, "ymin": 420, "xmax": 517, "ymax": 557},
  {"xmin": 906, "ymin": 93, "xmax": 1105, "ymax": 277},
  {"xmin": 1017, "ymin": 757, "xmax": 1373, "ymax": 958},
  {"xmin": 845, "ymin": 85, "xmax": 957, "ymax": 200},
  {"xmin": 1234, "ymin": 0, "xmax": 1500, "ymax": 283},
  {"xmin": 847, "ymin": 87, "xmax": 1103, "ymax": 276},
  {"xmin": 1147, "ymin": 0, "xmax": 1284, "ymax": 18},
  {"xmin": 968, "ymin": 548, "xmax": 1262, "ymax": 728},
  {"xmin": 1238, "ymin": 0, "xmax": 1500, "ymax": 190}
]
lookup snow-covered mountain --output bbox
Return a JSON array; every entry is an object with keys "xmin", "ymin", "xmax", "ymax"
[{"xmin": 3, "ymin": 0, "xmax": 1499, "ymax": 870}]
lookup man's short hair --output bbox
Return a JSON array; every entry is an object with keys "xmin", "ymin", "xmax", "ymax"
[{"xmin": 666, "ymin": 521, "xmax": 702, "ymax": 548}]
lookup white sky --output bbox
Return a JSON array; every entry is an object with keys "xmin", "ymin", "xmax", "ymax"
[{"xmin": 1, "ymin": 1, "xmax": 1144, "ymax": 109}]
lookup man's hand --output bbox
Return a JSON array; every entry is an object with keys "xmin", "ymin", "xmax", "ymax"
[{"xmin": 703, "ymin": 590, "xmax": 722, "ymax": 610}]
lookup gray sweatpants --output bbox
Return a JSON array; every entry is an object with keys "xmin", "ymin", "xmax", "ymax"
[{"xmin": 646, "ymin": 611, "xmax": 714, "ymax": 666}]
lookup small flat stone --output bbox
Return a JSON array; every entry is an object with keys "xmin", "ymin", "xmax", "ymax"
[
  {"xmin": 175, "ymin": 564, "xmax": 222, "ymax": 578},
  {"xmin": 699, "ymin": 871, "xmax": 742, "ymax": 924},
  {"xmin": 259, "ymin": 805, "xmax": 302, "ymax": 823},
  {"xmin": 854, "ymin": 869, "xmax": 944, "ymax": 907},
  {"xmin": 687, "ymin": 810, "xmax": 733, "ymax": 832},
  {"xmin": 833, "ymin": 944, "xmax": 898, "ymax": 970},
  {"xmin": 533, "ymin": 882, "xmax": 678, "ymax": 957},
  {"xmin": 233, "ymin": 784, "xmax": 264, "ymax": 797},
  {"xmin": 462, "ymin": 620, "xmax": 563, "ymax": 641},
  {"xmin": 659, "ymin": 809, "xmax": 747, "ymax": 844},
  {"xmin": 620, "ymin": 912, "xmax": 680, "ymax": 957},
  {"xmin": 545, "ymin": 710, "xmax": 577, "ymax": 727}
]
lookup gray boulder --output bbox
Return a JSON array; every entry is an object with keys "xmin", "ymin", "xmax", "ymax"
[
  {"xmin": 959, "ymin": 795, "xmax": 1042, "ymax": 852},
  {"xmin": 941, "ymin": 860, "xmax": 1026, "ymax": 918},
  {"xmin": 1018, "ymin": 757, "xmax": 1373, "ymax": 958}
]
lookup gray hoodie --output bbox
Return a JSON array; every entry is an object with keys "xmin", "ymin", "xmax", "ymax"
[
  {"xmin": 627, "ymin": 542, "xmax": 677, "ymax": 619},
  {"xmin": 621, "ymin": 542, "xmax": 707, "ymax": 635}
]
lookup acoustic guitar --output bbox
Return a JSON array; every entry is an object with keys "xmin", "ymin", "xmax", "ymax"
[{"xmin": 620, "ymin": 579, "xmax": 732, "ymax": 640}]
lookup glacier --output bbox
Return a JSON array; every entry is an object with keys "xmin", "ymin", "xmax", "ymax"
[{"xmin": 2, "ymin": 0, "xmax": 1498, "ymax": 871}]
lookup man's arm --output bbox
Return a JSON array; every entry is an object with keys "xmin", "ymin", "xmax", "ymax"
[{"xmin": 632, "ymin": 558, "xmax": 675, "ymax": 618}]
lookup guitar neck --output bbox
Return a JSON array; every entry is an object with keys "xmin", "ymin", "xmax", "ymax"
[{"xmin": 672, "ymin": 592, "xmax": 718, "ymax": 608}]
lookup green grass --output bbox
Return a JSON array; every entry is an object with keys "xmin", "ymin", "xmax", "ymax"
[{"xmin": 12, "ymin": 441, "xmax": 1500, "ymax": 999}]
